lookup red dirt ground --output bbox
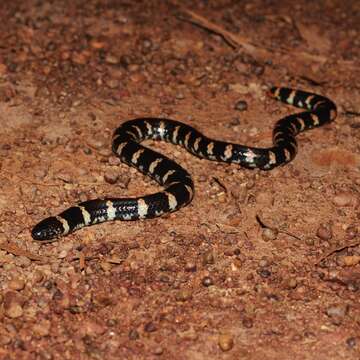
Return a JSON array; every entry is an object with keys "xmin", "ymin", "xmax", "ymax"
[{"xmin": 0, "ymin": 1, "xmax": 359, "ymax": 359}]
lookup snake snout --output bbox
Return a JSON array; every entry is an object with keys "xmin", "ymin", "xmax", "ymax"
[{"xmin": 31, "ymin": 217, "xmax": 64, "ymax": 241}]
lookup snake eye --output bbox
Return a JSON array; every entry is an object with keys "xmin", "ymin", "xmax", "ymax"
[{"xmin": 31, "ymin": 217, "xmax": 64, "ymax": 241}]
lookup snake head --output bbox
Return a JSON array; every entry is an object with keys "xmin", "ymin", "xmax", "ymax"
[{"xmin": 31, "ymin": 216, "xmax": 65, "ymax": 241}]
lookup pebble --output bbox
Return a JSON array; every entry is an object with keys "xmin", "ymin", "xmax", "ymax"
[
  {"xmin": 176, "ymin": 289, "xmax": 193, "ymax": 301},
  {"xmin": 71, "ymin": 51, "xmax": 89, "ymax": 65},
  {"xmin": 105, "ymin": 54, "xmax": 120, "ymax": 64},
  {"xmin": 342, "ymin": 255, "xmax": 360, "ymax": 266},
  {"xmin": 305, "ymin": 237, "xmax": 315, "ymax": 246},
  {"xmin": 104, "ymin": 169, "xmax": 119, "ymax": 184},
  {"xmin": 153, "ymin": 346, "xmax": 164, "ymax": 355},
  {"xmin": 82, "ymin": 320, "xmax": 107, "ymax": 336},
  {"xmin": 0, "ymin": 63, "xmax": 7, "ymax": 75},
  {"xmin": 184, "ymin": 261, "xmax": 197, "ymax": 272},
  {"xmin": 316, "ymin": 224, "xmax": 333, "ymax": 241},
  {"xmin": 33, "ymin": 320, "xmax": 51, "ymax": 337},
  {"xmin": 14, "ymin": 256, "xmax": 32, "ymax": 268},
  {"xmin": 346, "ymin": 337, "xmax": 357, "ymax": 349},
  {"xmin": 202, "ymin": 276, "xmax": 214, "ymax": 287},
  {"xmin": 218, "ymin": 333, "xmax": 234, "ymax": 351},
  {"xmin": 258, "ymin": 258, "xmax": 270, "ymax": 267},
  {"xmin": 90, "ymin": 40, "xmax": 107, "ymax": 49},
  {"xmin": 8, "ymin": 277, "xmax": 25, "ymax": 291},
  {"xmin": 58, "ymin": 250, "xmax": 68, "ymax": 259},
  {"xmin": 175, "ymin": 92, "xmax": 185, "ymax": 100},
  {"xmin": 4, "ymin": 292, "xmax": 23, "ymax": 319},
  {"xmin": 129, "ymin": 329, "xmax": 140, "ymax": 340},
  {"xmin": 144, "ymin": 322, "xmax": 157, "ymax": 333},
  {"xmin": 0, "ymin": 334, "xmax": 11, "ymax": 346},
  {"xmin": 242, "ymin": 317, "xmax": 254, "ymax": 328},
  {"xmin": 286, "ymin": 278, "xmax": 298, "ymax": 289},
  {"xmin": 105, "ymin": 78, "xmax": 120, "ymax": 89},
  {"xmin": 251, "ymin": 63, "xmax": 265, "ymax": 76},
  {"xmin": 234, "ymin": 100, "xmax": 248, "ymax": 111},
  {"xmin": 326, "ymin": 304, "xmax": 348, "ymax": 325},
  {"xmin": 261, "ymin": 228, "xmax": 278, "ymax": 241},
  {"xmin": 346, "ymin": 224, "xmax": 358, "ymax": 239},
  {"xmin": 258, "ymin": 268, "xmax": 271, "ymax": 278},
  {"xmin": 100, "ymin": 261, "xmax": 112, "ymax": 272},
  {"xmin": 333, "ymin": 192, "xmax": 354, "ymax": 207},
  {"xmin": 87, "ymin": 138, "xmax": 104, "ymax": 149},
  {"xmin": 108, "ymin": 156, "xmax": 121, "ymax": 166},
  {"xmin": 202, "ymin": 251, "xmax": 215, "ymax": 265},
  {"xmin": 140, "ymin": 38, "xmax": 153, "ymax": 53}
]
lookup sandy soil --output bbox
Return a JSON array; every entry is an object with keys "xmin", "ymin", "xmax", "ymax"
[{"xmin": 0, "ymin": 1, "xmax": 359, "ymax": 359}]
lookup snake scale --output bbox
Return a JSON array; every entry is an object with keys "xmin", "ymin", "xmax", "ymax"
[{"xmin": 31, "ymin": 87, "xmax": 337, "ymax": 241}]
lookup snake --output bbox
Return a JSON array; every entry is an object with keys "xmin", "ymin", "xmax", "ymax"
[{"xmin": 31, "ymin": 87, "xmax": 337, "ymax": 241}]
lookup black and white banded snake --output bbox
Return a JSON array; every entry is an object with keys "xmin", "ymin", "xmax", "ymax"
[{"xmin": 31, "ymin": 87, "xmax": 337, "ymax": 241}]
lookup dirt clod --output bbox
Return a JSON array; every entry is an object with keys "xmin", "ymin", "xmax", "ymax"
[
  {"xmin": 218, "ymin": 333, "xmax": 234, "ymax": 352},
  {"xmin": 1, "ymin": 1, "xmax": 359, "ymax": 358}
]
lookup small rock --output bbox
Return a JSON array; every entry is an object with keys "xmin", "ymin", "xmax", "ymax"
[
  {"xmin": 105, "ymin": 54, "xmax": 120, "ymax": 64},
  {"xmin": 90, "ymin": 40, "xmax": 107, "ymax": 49},
  {"xmin": 242, "ymin": 317, "xmax": 254, "ymax": 328},
  {"xmin": 326, "ymin": 304, "xmax": 348, "ymax": 325},
  {"xmin": 58, "ymin": 250, "xmax": 68, "ymax": 259},
  {"xmin": 71, "ymin": 51, "xmax": 88, "ymax": 65},
  {"xmin": 0, "ymin": 334, "xmax": 11, "ymax": 346},
  {"xmin": 218, "ymin": 333, "xmax": 234, "ymax": 352},
  {"xmin": 8, "ymin": 277, "xmax": 25, "ymax": 291},
  {"xmin": 129, "ymin": 329, "xmax": 140, "ymax": 340},
  {"xmin": 87, "ymin": 138, "xmax": 104, "ymax": 149},
  {"xmin": 184, "ymin": 261, "xmax": 197, "ymax": 272},
  {"xmin": 202, "ymin": 251, "xmax": 215, "ymax": 265},
  {"xmin": 14, "ymin": 256, "xmax": 32, "ymax": 268},
  {"xmin": 32, "ymin": 270, "xmax": 44, "ymax": 283},
  {"xmin": 104, "ymin": 170, "xmax": 119, "ymax": 184},
  {"xmin": 342, "ymin": 255, "xmax": 360, "ymax": 266},
  {"xmin": 234, "ymin": 100, "xmax": 248, "ymax": 111},
  {"xmin": 333, "ymin": 192, "xmax": 354, "ymax": 207},
  {"xmin": 316, "ymin": 224, "xmax": 333, "ymax": 241},
  {"xmin": 202, "ymin": 276, "xmax": 214, "ymax": 287},
  {"xmin": 0, "ymin": 63, "xmax": 7, "ymax": 75},
  {"xmin": 108, "ymin": 156, "xmax": 121, "ymax": 166},
  {"xmin": 105, "ymin": 78, "xmax": 120, "ymax": 89},
  {"xmin": 346, "ymin": 224, "xmax": 358, "ymax": 239},
  {"xmin": 258, "ymin": 258, "xmax": 269, "ymax": 267},
  {"xmin": 251, "ymin": 63, "xmax": 265, "ymax": 76},
  {"xmin": 261, "ymin": 228, "xmax": 278, "ymax": 241},
  {"xmin": 258, "ymin": 268, "xmax": 271, "ymax": 278},
  {"xmin": 100, "ymin": 261, "xmax": 112, "ymax": 272},
  {"xmin": 176, "ymin": 289, "xmax": 192, "ymax": 302},
  {"xmin": 82, "ymin": 320, "xmax": 106, "ymax": 336},
  {"xmin": 144, "ymin": 322, "xmax": 157, "ymax": 333},
  {"xmin": 33, "ymin": 320, "xmax": 51, "ymax": 337},
  {"xmin": 4, "ymin": 292, "xmax": 23, "ymax": 319},
  {"xmin": 346, "ymin": 337, "xmax": 357, "ymax": 349},
  {"xmin": 153, "ymin": 346, "xmax": 163, "ymax": 355},
  {"xmin": 286, "ymin": 278, "xmax": 298, "ymax": 289}
]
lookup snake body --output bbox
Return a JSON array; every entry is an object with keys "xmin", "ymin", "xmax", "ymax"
[{"xmin": 31, "ymin": 87, "xmax": 337, "ymax": 241}]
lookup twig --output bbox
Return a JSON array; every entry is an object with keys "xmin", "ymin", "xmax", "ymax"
[
  {"xmin": 176, "ymin": 8, "xmax": 269, "ymax": 58},
  {"xmin": 176, "ymin": 8, "xmax": 328, "ymax": 64},
  {"xmin": 255, "ymin": 214, "xmax": 302, "ymax": 241},
  {"xmin": 211, "ymin": 177, "xmax": 228, "ymax": 193},
  {"xmin": 314, "ymin": 240, "xmax": 360, "ymax": 265},
  {"xmin": 0, "ymin": 242, "xmax": 47, "ymax": 262}
]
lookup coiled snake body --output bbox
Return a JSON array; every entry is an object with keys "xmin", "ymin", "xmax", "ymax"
[{"xmin": 32, "ymin": 87, "xmax": 337, "ymax": 241}]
